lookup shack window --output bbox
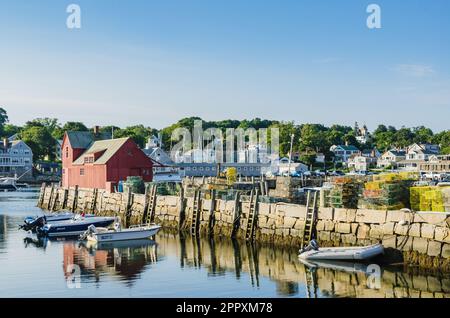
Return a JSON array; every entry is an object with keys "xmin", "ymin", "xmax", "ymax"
[{"xmin": 80, "ymin": 168, "xmax": 85, "ymax": 176}]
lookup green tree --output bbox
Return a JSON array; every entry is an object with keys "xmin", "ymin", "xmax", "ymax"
[
  {"xmin": 412, "ymin": 126, "xmax": 434, "ymax": 144},
  {"xmin": 2, "ymin": 124, "xmax": 21, "ymax": 138},
  {"xmin": 62, "ymin": 122, "xmax": 88, "ymax": 132},
  {"xmin": 0, "ymin": 107, "xmax": 9, "ymax": 136},
  {"xmin": 433, "ymin": 130, "xmax": 450, "ymax": 154},
  {"xmin": 20, "ymin": 126, "xmax": 56, "ymax": 160},
  {"xmin": 114, "ymin": 125, "xmax": 154, "ymax": 148}
]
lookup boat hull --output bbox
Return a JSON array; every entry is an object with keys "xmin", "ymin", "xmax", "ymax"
[
  {"xmin": 298, "ymin": 244, "xmax": 384, "ymax": 261},
  {"xmin": 39, "ymin": 217, "xmax": 116, "ymax": 237},
  {"xmin": 88, "ymin": 226, "xmax": 162, "ymax": 243}
]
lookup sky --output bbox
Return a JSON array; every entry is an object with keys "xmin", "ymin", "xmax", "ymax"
[{"xmin": 0, "ymin": 0, "xmax": 449, "ymax": 131}]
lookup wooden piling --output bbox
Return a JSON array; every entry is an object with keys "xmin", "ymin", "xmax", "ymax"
[
  {"xmin": 47, "ymin": 184, "xmax": 54, "ymax": 210},
  {"xmin": 37, "ymin": 183, "xmax": 46, "ymax": 208},
  {"xmin": 178, "ymin": 186, "xmax": 185, "ymax": 231},
  {"xmin": 125, "ymin": 190, "xmax": 133, "ymax": 227},
  {"xmin": 61, "ymin": 189, "xmax": 68, "ymax": 210},
  {"xmin": 231, "ymin": 191, "xmax": 241, "ymax": 238},
  {"xmin": 208, "ymin": 190, "xmax": 216, "ymax": 233},
  {"xmin": 71, "ymin": 185, "xmax": 79, "ymax": 212}
]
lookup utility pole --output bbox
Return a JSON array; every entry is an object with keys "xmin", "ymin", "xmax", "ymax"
[{"xmin": 287, "ymin": 133, "xmax": 295, "ymax": 177}]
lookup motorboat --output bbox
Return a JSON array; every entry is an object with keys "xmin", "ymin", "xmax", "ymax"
[
  {"xmin": 0, "ymin": 177, "xmax": 18, "ymax": 191},
  {"xmin": 22, "ymin": 215, "xmax": 116, "ymax": 237},
  {"xmin": 21, "ymin": 213, "xmax": 95, "ymax": 232},
  {"xmin": 80, "ymin": 221, "xmax": 161, "ymax": 243},
  {"xmin": 38, "ymin": 216, "xmax": 116, "ymax": 237},
  {"xmin": 298, "ymin": 240, "xmax": 384, "ymax": 261},
  {"xmin": 0, "ymin": 175, "xmax": 32, "ymax": 192}
]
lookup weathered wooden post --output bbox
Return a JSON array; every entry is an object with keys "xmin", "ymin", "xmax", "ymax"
[
  {"xmin": 208, "ymin": 189, "xmax": 216, "ymax": 233},
  {"xmin": 231, "ymin": 191, "xmax": 241, "ymax": 238},
  {"xmin": 47, "ymin": 184, "xmax": 55, "ymax": 210},
  {"xmin": 38, "ymin": 183, "xmax": 46, "ymax": 208},
  {"xmin": 125, "ymin": 190, "xmax": 133, "ymax": 228},
  {"xmin": 61, "ymin": 188, "xmax": 68, "ymax": 210},
  {"xmin": 178, "ymin": 186, "xmax": 186, "ymax": 231},
  {"xmin": 142, "ymin": 185, "xmax": 150, "ymax": 224},
  {"xmin": 51, "ymin": 190, "xmax": 59, "ymax": 212},
  {"xmin": 71, "ymin": 185, "xmax": 79, "ymax": 213}
]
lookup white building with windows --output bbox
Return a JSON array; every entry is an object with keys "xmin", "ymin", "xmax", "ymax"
[{"xmin": 0, "ymin": 138, "xmax": 33, "ymax": 178}]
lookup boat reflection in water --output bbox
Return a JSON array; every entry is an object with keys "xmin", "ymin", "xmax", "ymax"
[{"xmin": 63, "ymin": 239, "xmax": 158, "ymax": 285}]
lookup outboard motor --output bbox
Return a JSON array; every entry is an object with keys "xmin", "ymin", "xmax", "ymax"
[
  {"xmin": 20, "ymin": 216, "xmax": 46, "ymax": 232},
  {"xmin": 299, "ymin": 239, "xmax": 320, "ymax": 255},
  {"xmin": 79, "ymin": 224, "xmax": 97, "ymax": 241}
]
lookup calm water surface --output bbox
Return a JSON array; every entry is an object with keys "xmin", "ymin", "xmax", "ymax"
[{"xmin": 0, "ymin": 191, "xmax": 449, "ymax": 298}]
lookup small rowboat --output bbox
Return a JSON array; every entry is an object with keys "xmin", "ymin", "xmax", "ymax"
[
  {"xmin": 299, "ymin": 241, "xmax": 384, "ymax": 261},
  {"xmin": 80, "ymin": 223, "xmax": 161, "ymax": 243}
]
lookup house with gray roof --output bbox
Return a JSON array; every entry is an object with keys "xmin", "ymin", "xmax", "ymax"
[{"xmin": 0, "ymin": 138, "xmax": 33, "ymax": 179}]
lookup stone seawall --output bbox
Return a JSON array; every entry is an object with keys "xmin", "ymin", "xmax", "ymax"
[{"xmin": 38, "ymin": 185, "xmax": 450, "ymax": 271}]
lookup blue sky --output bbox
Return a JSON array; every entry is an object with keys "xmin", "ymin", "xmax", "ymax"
[{"xmin": 0, "ymin": 0, "xmax": 449, "ymax": 131}]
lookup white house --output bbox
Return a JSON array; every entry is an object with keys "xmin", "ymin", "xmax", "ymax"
[
  {"xmin": 397, "ymin": 143, "xmax": 441, "ymax": 172},
  {"xmin": 330, "ymin": 145, "xmax": 360, "ymax": 164},
  {"xmin": 277, "ymin": 157, "xmax": 309, "ymax": 175},
  {"xmin": 377, "ymin": 150, "xmax": 406, "ymax": 169},
  {"xmin": 0, "ymin": 138, "xmax": 33, "ymax": 178},
  {"xmin": 348, "ymin": 155, "xmax": 377, "ymax": 172}
]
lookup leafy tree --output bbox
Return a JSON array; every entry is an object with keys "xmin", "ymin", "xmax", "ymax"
[
  {"xmin": 300, "ymin": 153, "xmax": 316, "ymax": 167},
  {"xmin": 299, "ymin": 124, "xmax": 328, "ymax": 153},
  {"xmin": 2, "ymin": 124, "xmax": 21, "ymax": 138},
  {"xmin": 433, "ymin": 130, "xmax": 450, "ymax": 154},
  {"xmin": 114, "ymin": 125, "xmax": 154, "ymax": 148},
  {"xmin": 20, "ymin": 126, "xmax": 56, "ymax": 160},
  {"xmin": 62, "ymin": 122, "xmax": 88, "ymax": 132},
  {"xmin": 0, "ymin": 107, "xmax": 9, "ymax": 136},
  {"xmin": 0, "ymin": 107, "xmax": 8, "ymax": 126},
  {"xmin": 412, "ymin": 126, "xmax": 434, "ymax": 144}
]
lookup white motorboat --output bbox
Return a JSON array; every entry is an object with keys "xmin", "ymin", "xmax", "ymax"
[
  {"xmin": 299, "ymin": 240, "xmax": 384, "ymax": 261},
  {"xmin": 80, "ymin": 222, "xmax": 161, "ymax": 243}
]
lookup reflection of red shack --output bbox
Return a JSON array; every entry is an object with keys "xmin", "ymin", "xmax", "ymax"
[
  {"xmin": 63, "ymin": 243, "xmax": 109, "ymax": 279},
  {"xmin": 61, "ymin": 128, "xmax": 154, "ymax": 192}
]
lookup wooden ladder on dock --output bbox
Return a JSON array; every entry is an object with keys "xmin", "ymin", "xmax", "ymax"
[
  {"xmin": 301, "ymin": 190, "xmax": 318, "ymax": 249},
  {"xmin": 244, "ymin": 189, "xmax": 259, "ymax": 241},
  {"xmin": 89, "ymin": 189, "xmax": 98, "ymax": 213},
  {"xmin": 190, "ymin": 190, "xmax": 201, "ymax": 236},
  {"xmin": 144, "ymin": 185, "xmax": 158, "ymax": 224}
]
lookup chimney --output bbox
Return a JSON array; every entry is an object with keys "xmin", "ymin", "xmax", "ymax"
[
  {"xmin": 93, "ymin": 126, "xmax": 100, "ymax": 135},
  {"xmin": 3, "ymin": 138, "xmax": 8, "ymax": 150}
]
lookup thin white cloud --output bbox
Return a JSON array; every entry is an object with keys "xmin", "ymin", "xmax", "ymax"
[{"xmin": 394, "ymin": 64, "xmax": 435, "ymax": 78}]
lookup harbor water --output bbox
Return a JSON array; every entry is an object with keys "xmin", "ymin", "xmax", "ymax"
[{"xmin": 0, "ymin": 191, "xmax": 449, "ymax": 298}]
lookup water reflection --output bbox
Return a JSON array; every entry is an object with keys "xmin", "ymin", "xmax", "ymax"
[
  {"xmin": 51, "ymin": 231, "xmax": 450, "ymax": 297},
  {"xmin": 156, "ymin": 232, "xmax": 450, "ymax": 298},
  {"xmin": 63, "ymin": 240, "xmax": 158, "ymax": 286},
  {"xmin": 1, "ymin": 189, "xmax": 450, "ymax": 298}
]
